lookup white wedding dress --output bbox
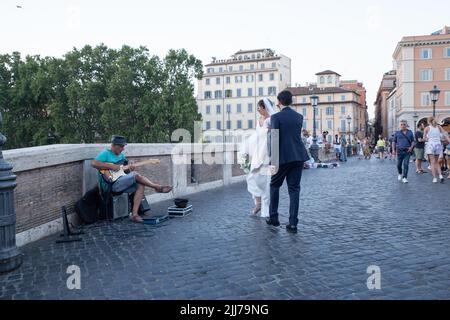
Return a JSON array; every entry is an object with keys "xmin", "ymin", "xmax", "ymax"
[{"xmin": 241, "ymin": 117, "xmax": 272, "ymax": 218}]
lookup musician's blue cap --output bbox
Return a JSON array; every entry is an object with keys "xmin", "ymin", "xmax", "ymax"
[{"xmin": 111, "ymin": 135, "xmax": 127, "ymax": 146}]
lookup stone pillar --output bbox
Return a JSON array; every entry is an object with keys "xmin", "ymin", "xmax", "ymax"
[{"xmin": 0, "ymin": 112, "xmax": 23, "ymax": 273}]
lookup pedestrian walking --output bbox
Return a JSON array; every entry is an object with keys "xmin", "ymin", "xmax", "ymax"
[{"xmin": 392, "ymin": 120, "xmax": 415, "ymax": 184}]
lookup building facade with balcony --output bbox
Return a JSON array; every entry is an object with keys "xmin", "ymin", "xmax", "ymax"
[
  {"xmin": 197, "ymin": 49, "xmax": 291, "ymax": 143},
  {"xmin": 390, "ymin": 26, "xmax": 450, "ymax": 129},
  {"xmin": 287, "ymin": 70, "xmax": 368, "ymax": 143}
]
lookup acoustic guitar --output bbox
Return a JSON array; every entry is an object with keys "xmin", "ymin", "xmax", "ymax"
[{"xmin": 100, "ymin": 159, "xmax": 160, "ymax": 182}]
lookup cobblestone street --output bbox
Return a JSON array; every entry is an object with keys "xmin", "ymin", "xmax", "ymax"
[{"xmin": 1, "ymin": 158, "xmax": 449, "ymax": 300}]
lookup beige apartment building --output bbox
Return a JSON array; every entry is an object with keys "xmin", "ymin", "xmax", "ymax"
[
  {"xmin": 288, "ymin": 70, "xmax": 368, "ymax": 143},
  {"xmin": 387, "ymin": 26, "xmax": 450, "ymax": 134},
  {"xmin": 197, "ymin": 49, "xmax": 291, "ymax": 143}
]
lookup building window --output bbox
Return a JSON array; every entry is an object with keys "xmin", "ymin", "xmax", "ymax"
[
  {"xmin": 248, "ymin": 103, "xmax": 253, "ymax": 113},
  {"xmin": 326, "ymin": 106, "xmax": 334, "ymax": 115},
  {"xmin": 237, "ymin": 120, "xmax": 242, "ymax": 129},
  {"xmin": 301, "ymin": 97, "xmax": 306, "ymax": 103},
  {"xmin": 258, "ymin": 74, "xmax": 263, "ymax": 81},
  {"xmin": 206, "ymin": 121, "xmax": 211, "ymax": 130},
  {"xmin": 246, "ymin": 75, "xmax": 254, "ymax": 82},
  {"xmin": 268, "ymin": 87, "xmax": 277, "ymax": 96},
  {"xmin": 445, "ymin": 68, "xmax": 450, "ymax": 81},
  {"xmin": 444, "ymin": 47, "xmax": 450, "ymax": 58},
  {"xmin": 226, "ymin": 76, "xmax": 231, "ymax": 84},
  {"xmin": 320, "ymin": 76, "xmax": 325, "ymax": 84},
  {"xmin": 205, "ymin": 78, "xmax": 210, "ymax": 85},
  {"xmin": 226, "ymin": 104, "xmax": 231, "ymax": 113},
  {"xmin": 225, "ymin": 89, "xmax": 232, "ymax": 98},
  {"xmin": 248, "ymin": 120, "xmax": 253, "ymax": 129},
  {"xmin": 237, "ymin": 88, "xmax": 242, "ymax": 97},
  {"xmin": 328, "ymin": 95, "xmax": 332, "ymax": 102},
  {"xmin": 271, "ymin": 62, "xmax": 276, "ymax": 68},
  {"xmin": 327, "ymin": 120, "xmax": 332, "ymax": 129},
  {"xmin": 207, "ymin": 68, "xmax": 214, "ymax": 73},
  {"xmin": 258, "ymin": 87, "xmax": 263, "ymax": 96},
  {"xmin": 228, "ymin": 66, "xmax": 233, "ymax": 72},
  {"xmin": 248, "ymin": 88, "xmax": 253, "ymax": 97},
  {"xmin": 420, "ymin": 48, "xmax": 432, "ymax": 59},
  {"xmin": 250, "ymin": 64, "xmax": 255, "ymax": 70},
  {"xmin": 219, "ymin": 67, "xmax": 223, "ymax": 73},
  {"xmin": 226, "ymin": 120, "xmax": 231, "ymax": 130},
  {"xmin": 303, "ymin": 120, "xmax": 307, "ymax": 129},
  {"xmin": 239, "ymin": 65, "xmax": 244, "ymax": 71},
  {"xmin": 421, "ymin": 92, "xmax": 431, "ymax": 106},
  {"xmin": 216, "ymin": 121, "xmax": 221, "ymax": 130},
  {"xmin": 302, "ymin": 108, "xmax": 307, "ymax": 116},
  {"xmin": 420, "ymin": 69, "xmax": 433, "ymax": 81},
  {"xmin": 269, "ymin": 73, "xmax": 275, "ymax": 81},
  {"xmin": 341, "ymin": 95, "xmax": 346, "ymax": 101},
  {"xmin": 327, "ymin": 76, "xmax": 332, "ymax": 84},
  {"xmin": 216, "ymin": 105, "xmax": 221, "ymax": 114},
  {"xmin": 445, "ymin": 91, "xmax": 450, "ymax": 106},
  {"xmin": 214, "ymin": 90, "xmax": 222, "ymax": 99},
  {"xmin": 206, "ymin": 105, "xmax": 211, "ymax": 114},
  {"xmin": 341, "ymin": 120, "xmax": 346, "ymax": 132},
  {"xmin": 260, "ymin": 63, "xmax": 265, "ymax": 70},
  {"xmin": 236, "ymin": 104, "xmax": 242, "ymax": 113},
  {"xmin": 341, "ymin": 106, "xmax": 346, "ymax": 114},
  {"xmin": 204, "ymin": 91, "xmax": 212, "ymax": 99}
]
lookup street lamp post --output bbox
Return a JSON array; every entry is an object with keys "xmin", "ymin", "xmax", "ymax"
[
  {"xmin": 346, "ymin": 115, "xmax": 352, "ymax": 156},
  {"xmin": 310, "ymin": 95, "xmax": 319, "ymax": 162},
  {"xmin": 430, "ymin": 85, "xmax": 440, "ymax": 117},
  {"xmin": 0, "ymin": 111, "xmax": 23, "ymax": 273}
]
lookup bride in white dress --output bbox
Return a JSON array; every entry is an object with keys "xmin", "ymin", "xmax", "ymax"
[{"xmin": 240, "ymin": 98, "xmax": 276, "ymax": 217}]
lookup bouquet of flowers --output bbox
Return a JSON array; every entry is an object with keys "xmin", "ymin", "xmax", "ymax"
[{"xmin": 239, "ymin": 153, "xmax": 251, "ymax": 174}]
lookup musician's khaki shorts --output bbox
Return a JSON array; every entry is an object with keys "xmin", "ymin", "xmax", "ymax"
[{"xmin": 112, "ymin": 172, "xmax": 138, "ymax": 194}]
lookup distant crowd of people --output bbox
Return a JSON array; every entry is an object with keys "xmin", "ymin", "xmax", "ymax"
[
  {"xmin": 299, "ymin": 117, "xmax": 450, "ymax": 184},
  {"xmin": 374, "ymin": 117, "xmax": 450, "ymax": 184}
]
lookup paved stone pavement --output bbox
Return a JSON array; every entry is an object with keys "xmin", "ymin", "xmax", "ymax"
[{"xmin": 1, "ymin": 158, "xmax": 449, "ymax": 300}]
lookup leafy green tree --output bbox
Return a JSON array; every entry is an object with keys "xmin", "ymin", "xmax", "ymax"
[{"xmin": 0, "ymin": 44, "xmax": 204, "ymax": 149}]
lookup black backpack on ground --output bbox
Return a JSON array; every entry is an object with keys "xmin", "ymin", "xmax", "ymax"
[{"xmin": 75, "ymin": 186, "xmax": 102, "ymax": 224}]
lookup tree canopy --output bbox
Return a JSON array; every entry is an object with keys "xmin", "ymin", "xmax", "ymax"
[{"xmin": 0, "ymin": 44, "xmax": 203, "ymax": 150}]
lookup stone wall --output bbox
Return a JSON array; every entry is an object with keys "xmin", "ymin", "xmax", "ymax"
[{"xmin": 4, "ymin": 144, "xmax": 246, "ymax": 246}]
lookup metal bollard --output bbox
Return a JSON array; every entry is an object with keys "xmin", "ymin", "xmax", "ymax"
[{"xmin": 0, "ymin": 112, "xmax": 23, "ymax": 273}]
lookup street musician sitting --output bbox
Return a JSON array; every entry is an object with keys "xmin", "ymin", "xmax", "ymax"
[{"xmin": 91, "ymin": 135, "xmax": 173, "ymax": 223}]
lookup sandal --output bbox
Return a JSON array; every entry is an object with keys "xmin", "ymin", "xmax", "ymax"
[
  {"xmin": 130, "ymin": 214, "xmax": 143, "ymax": 223},
  {"xmin": 252, "ymin": 205, "xmax": 261, "ymax": 215},
  {"xmin": 155, "ymin": 185, "xmax": 173, "ymax": 193}
]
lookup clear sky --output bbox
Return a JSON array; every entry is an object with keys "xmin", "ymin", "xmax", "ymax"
[{"xmin": 1, "ymin": 0, "xmax": 449, "ymax": 118}]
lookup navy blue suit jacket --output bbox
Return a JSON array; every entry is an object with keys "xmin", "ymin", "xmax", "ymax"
[{"xmin": 270, "ymin": 106, "xmax": 310, "ymax": 166}]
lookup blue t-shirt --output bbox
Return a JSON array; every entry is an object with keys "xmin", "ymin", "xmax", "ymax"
[
  {"xmin": 393, "ymin": 130, "xmax": 415, "ymax": 150},
  {"xmin": 95, "ymin": 149, "xmax": 126, "ymax": 191}
]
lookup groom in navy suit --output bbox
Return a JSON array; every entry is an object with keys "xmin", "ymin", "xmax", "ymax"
[{"xmin": 267, "ymin": 90, "xmax": 310, "ymax": 233}]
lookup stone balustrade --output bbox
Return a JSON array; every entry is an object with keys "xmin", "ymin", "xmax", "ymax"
[{"xmin": 4, "ymin": 143, "xmax": 246, "ymax": 247}]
